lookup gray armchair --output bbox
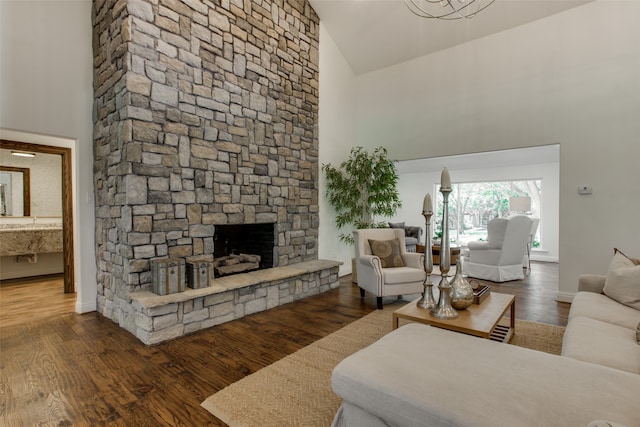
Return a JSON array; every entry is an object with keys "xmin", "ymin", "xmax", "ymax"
[{"xmin": 388, "ymin": 222, "xmax": 423, "ymax": 252}]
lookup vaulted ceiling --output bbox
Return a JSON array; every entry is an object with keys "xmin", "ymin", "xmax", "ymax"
[{"xmin": 309, "ymin": 0, "xmax": 592, "ymax": 75}]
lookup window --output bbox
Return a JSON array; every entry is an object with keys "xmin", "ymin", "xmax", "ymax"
[{"xmin": 434, "ymin": 179, "xmax": 541, "ymax": 247}]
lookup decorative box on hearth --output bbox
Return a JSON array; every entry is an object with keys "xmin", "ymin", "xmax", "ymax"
[
  {"xmin": 186, "ymin": 256, "xmax": 212, "ymax": 289},
  {"xmin": 151, "ymin": 258, "xmax": 186, "ymax": 295}
]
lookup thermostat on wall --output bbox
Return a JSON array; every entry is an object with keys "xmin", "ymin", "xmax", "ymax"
[{"xmin": 578, "ymin": 186, "xmax": 592, "ymax": 195}]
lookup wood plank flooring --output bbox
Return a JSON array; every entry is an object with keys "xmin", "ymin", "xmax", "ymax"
[
  {"xmin": 0, "ymin": 274, "xmax": 75, "ymax": 328},
  {"xmin": 0, "ymin": 262, "xmax": 569, "ymax": 426}
]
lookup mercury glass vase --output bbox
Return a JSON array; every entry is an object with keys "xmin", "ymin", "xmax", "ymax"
[{"xmin": 449, "ymin": 259, "xmax": 474, "ymax": 310}]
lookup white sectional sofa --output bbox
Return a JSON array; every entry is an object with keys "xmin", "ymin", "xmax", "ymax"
[
  {"xmin": 562, "ymin": 274, "xmax": 640, "ymax": 375},
  {"xmin": 331, "ymin": 270, "xmax": 640, "ymax": 426}
]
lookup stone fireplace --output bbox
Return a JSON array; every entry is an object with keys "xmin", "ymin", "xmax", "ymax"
[{"xmin": 91, "ymin": 0, "xmax": 337, "ymax": 344}]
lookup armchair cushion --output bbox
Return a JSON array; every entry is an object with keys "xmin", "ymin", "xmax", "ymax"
[
  {"xmin": 368, "ymin": 239, "xmax": 405, "ymax": 268},
  {"xmin": 603, "ymin": 248, "xmax": 640, "ymax": 310}
]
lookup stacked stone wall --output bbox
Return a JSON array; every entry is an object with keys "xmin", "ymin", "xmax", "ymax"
[
  {"xmin": 130, "ymin": 261, "xmax": 340, "ymax": 344},
  {"xmin": 92, "ymin": 0, "xmax": 320, "ymax": 334}
]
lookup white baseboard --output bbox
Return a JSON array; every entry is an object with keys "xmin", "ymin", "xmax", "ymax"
[
  {"xmin": 75, "ymin": 300, "xmax": 97, "ymax": 313},
  {"xmin": 530, "ymin": 255, "xmax": 559, "ymax": 263},
  {"xmin": 556, "ymin": 291, "xmax": 575, "ymax": 303},
  {"xmin": 339, "ymin": 266, "xmax": 353, "ymax": 277}
]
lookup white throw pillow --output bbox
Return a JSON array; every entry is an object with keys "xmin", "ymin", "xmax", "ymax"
[{"xmin": 603, "ymin": 249, "xmax": 640, "ymax": 311}]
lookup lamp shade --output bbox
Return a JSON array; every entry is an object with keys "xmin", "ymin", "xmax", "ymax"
[{"xmin": 509, "ymin": 196, "xmax": 531, "ymax": 213}]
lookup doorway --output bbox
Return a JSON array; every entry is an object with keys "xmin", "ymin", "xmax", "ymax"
[
  {"xmin": 0, "ymin": 139, "xmax": 74, "ymax": 293},
  {"xmin": 394, "ymin": 144, "xmax": 560, "ymax": 264}
]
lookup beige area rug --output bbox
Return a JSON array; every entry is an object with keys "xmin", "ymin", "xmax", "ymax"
[{"xmin": 201, "ymin": 309, "xmax": 565, "ymax": 427}]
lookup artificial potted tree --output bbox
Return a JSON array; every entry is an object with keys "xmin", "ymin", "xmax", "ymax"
[{"xmin": 322, "ymin": 146, "xmax": 402, "ymax": 282}]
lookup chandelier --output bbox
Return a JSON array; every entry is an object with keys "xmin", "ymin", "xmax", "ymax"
[{"xmin": 404, "ymin": 0, "xmax": 495, "ymax": 20}]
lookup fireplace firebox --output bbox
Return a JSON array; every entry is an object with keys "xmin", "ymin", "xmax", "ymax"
[{"xmin": 213, "ymin": 223, "xmax": 276, "ymax": 276}]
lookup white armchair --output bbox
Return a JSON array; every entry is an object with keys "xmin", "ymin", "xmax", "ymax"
[
  {"xmin": 354, "ymin": 228, "xmax": 425, "ymax": 309},
  {"xmin": 462, "ymin": 215, "xmax": 533, "ymax": 282}
]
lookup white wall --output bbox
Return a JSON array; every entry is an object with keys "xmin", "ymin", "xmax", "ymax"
[
  {"xmin": 318, "ymin": 23, "xmax": 358, "ymax": 275},
  {"xmin": 319, "ymin": 1, "xmax": 640, "ymax": 298},
  {"xmin": 1, "ymin": 253, "xmax": 64, "ymax": 280},
  {"xmin": 0, "ymin": 0, "xmax": 96, "ymax": 312}
]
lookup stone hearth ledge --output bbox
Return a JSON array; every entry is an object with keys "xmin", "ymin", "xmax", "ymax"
[{"xmin": 129, "ymin": 260, "xmax": 342, "ymax": 345}]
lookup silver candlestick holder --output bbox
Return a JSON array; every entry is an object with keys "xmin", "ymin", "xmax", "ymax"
[
  {"xmin": 416, "ymin": 209, "xmax": 436, "ymax": 309},
  {"xmin": 430, "ymin": 184, "xmax": 459, "ymax": 319}
]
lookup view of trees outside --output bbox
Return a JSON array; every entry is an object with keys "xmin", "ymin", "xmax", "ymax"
[{"xmin": 434, "ymin": 179, "xmax": 542, "ymax": 247}]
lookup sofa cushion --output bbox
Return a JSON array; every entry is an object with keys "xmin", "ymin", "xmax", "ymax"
[
  {"xmin": 562, "ymin": 316, "xmax": 640, "ymax": 374},
  {"xmin": 603, "ymin": 249, "xmax": 640, "ymax": 310},
  {"xmin": 368, "ymin": 239, "xmax": 405, "ymax": 268},
  {"xmin": 570, "ymin": 291, "xmax": 640, "ymax": 330}
]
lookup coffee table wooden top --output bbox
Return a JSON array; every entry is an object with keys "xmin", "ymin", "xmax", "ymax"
[{"xmin": 392, "ymin": 292, "xmax": 515, "ymax": 342}]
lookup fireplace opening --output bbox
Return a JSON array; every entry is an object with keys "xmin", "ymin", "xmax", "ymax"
[{"xmin": 213, "ymin": 223, "xmax": 276, "ymax": 278}]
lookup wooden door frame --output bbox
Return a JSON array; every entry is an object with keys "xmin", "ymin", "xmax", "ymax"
[{"xmin": 0, "ymin": 139, "xmax": 75, "ymax": 293}]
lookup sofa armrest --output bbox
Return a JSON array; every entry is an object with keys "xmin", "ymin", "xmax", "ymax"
[{"xmin": 578, "ymin": 274, "xmax": 606, "ymax": 293}]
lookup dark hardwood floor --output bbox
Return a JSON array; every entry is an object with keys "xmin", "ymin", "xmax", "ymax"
[{"xmin": 0, "ymin": 262, "xmax": 568, "ymax": 426}]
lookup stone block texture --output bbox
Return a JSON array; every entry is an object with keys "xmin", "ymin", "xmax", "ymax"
[
  {"xmin": 132, "ymin": 265, "xmax": 340, "ymax": 345},
  {"xmin": 92, "ymin": 0, "xmax": 320, "ymax": 333}
]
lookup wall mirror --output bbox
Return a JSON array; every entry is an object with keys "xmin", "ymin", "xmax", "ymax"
[{"xmin": 0, "ymin": 166, "xmax": 30, "ymax": 216}]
